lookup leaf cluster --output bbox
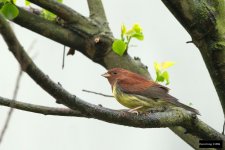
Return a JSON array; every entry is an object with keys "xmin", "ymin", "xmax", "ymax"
[
  {"xmin": 112, "ymin": 23, "xmax": 144, "ymax": 56},
  {"xmin": 154, "ymin": 61, "xmax": 175, "ymax": 85}
]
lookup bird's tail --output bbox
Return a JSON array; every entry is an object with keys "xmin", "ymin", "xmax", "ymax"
[{"xmin": 176, "ymin": 101, "xmax": 200, "ymax": 115}]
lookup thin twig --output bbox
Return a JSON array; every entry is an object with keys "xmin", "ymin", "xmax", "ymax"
[
  {"xmin": 62, "ymin": 45, "xmax": 65, "ymax": 69},
  {"xmin": 186, "ymin": 41, "xmax": 193, "ymax": 44},
  {"xmin": 0, "ymin": 69, "xmax": 23, "ymax": 144},
  {"xmin": 0, "ymin": 40, "xmax": 36, "ymax": 144},
  {"xmin": 222, "ymin": 119, "xmax": 225, "ymax": 135},
  {"xmin": 82, "ymin": 89, "xmax": 113, "ymax": 98}
]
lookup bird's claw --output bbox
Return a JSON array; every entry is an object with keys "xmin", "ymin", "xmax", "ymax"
[
  {"xmin": 127, "ymin": 106, "xmax": 143, "ymax": 115},
  {"xmin": 128, "ymin": 109, "xmax": 139, "ymax": 115}
]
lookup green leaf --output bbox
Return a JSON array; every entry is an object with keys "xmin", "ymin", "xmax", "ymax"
[
  {"xmin": 13, "ymin": 0, "xmax": 16, "ymax": 4},
  {"xmin": 132, "ymin": 32, "xmax": 144, "ymax": 40},
  {"xmin": 112, "ymin": 39, "xmax": 127, "ymax": 56},
  {"xmin": 1, "ymin": 3, "xmax": 19, "ymax": 19},
  {"xmin": 162, "ymin": 71, "xmax": 170, "ymax": 85},
  {"xmin": 25, "ymin": 0, "xmax": 30, "ymax": 5},
  {"xmin": 156, "ymin": 74, "xmax": 164, "ymax": 82},
  {"xmin": 0, "ymin": 0, "xmax": 8, "ymax": 3},
  {"xmin": 57, "ymin": 0, "xmax": 63, "ymax": 3}
]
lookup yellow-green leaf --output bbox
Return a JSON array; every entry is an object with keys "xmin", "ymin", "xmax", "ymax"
[
  {"xmin": 132, "ymin": 33, "xmax": 144, "ymax": 40},
  {"xmin": 25, "ymin": 0, "xmax": 30, "ymax": 5},
  {"xmin": 121, "ymin": 24, "xmax": 126, "ymax": 35},
  {"xmin": 161, "ymin": 61, "xmax": 175, "ymax": 69},
  {"xmin": 125, "ymin": 29, "xmax": 135, "ymax": 37},
  {"xmin": 132, "ymin": 23, "xmax": 142, "ymax": 33},
  {"xmin": 154, "ymin": 62, "xmax": 161, "ymax": 72},
  {"xmin": 154, "ymin": 61, "xmax": 174, "ymax": 85}
]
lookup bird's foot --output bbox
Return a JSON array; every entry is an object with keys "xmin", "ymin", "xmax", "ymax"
[{"xmin": 127, "ymin": 106, "xmax": 143, "ymax": 115}]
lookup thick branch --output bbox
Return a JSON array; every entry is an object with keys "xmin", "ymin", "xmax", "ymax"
[
  {"xmin": 161, "ymin": 0, "xmax": 225, "ymax": 115},
  {"xmin": 87, "ymin": 0, "xmax": 107, "ymax": 20},
  {"xmin": 13, "ymin": 8, "xmax": 86, "ymax": 51},
  {"xmin": 28, "ymin": 0, "xmax": 99, "ymax": 35},
  {"xmin": 0, "ymin": 14, "xmax": 224, "ymax": 143},
  {"xmin": 0, "ymin": 96, "xmax": 84, "ymax": 117},
  {"xmin": 87, "ymin": 0, "xmax": 110, "ymax": 33}
]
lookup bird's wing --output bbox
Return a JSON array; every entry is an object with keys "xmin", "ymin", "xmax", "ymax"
[
  {"xmin": 117, "ymin": 82, "xmax": 178, "ymax": 104},
  {"xmin": 119, "ymin": 82, "xmax": 178, "ymax": 103},
  {"xmin": 118, "ymin": 82, "xmax": 200, "ymax": 115}
]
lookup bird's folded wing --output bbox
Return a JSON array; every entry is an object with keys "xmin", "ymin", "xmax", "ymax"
[{"xmin": 118, "ymin": 82, "xmax": 178, "ymax": 103}]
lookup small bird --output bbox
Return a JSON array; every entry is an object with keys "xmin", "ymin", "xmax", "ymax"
[{"xmin": 102, "ymin": 68, "xmax": 200, "ymax": 115}]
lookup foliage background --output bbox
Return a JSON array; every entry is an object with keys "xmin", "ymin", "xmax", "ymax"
[{"xmin": 0, "ymin": 0, "xmax": 223, "ymax": 149}]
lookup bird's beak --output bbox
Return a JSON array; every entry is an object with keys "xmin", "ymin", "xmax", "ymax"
[{"xmin": 101, "ymin": 72, "xmax": 110, "ymax": 78}]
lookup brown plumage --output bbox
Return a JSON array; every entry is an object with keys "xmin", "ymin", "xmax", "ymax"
[{"xmin": 102, "ymin": 68, "xmax": 200, "ymax": 115}]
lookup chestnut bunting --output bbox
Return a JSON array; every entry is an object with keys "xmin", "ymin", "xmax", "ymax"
[{"xmin": 102, "ymin": 68, "xmax": 200, "ymax": 115}]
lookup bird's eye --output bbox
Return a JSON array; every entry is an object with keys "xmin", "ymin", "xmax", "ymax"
[{"xmin": 113, "ymin": 72, "xmax": 117, "ymax": 75}]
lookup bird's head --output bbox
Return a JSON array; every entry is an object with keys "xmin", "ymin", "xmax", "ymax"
[
  {"xmin": 101, "ymin": 68, "xmax": 129, "ymax": 85},
  {"xmin": 102, "ymin": 68, "xmax": 147, "ymax": 86}
]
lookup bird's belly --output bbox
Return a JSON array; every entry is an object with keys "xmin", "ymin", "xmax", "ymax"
[
  {"xmin": 116, "ymin": 94, "xmax": 153, "ymax": 108},
  {"xmin": 113, "ymin": 86, "xmax": 162, "ymax": 110}
]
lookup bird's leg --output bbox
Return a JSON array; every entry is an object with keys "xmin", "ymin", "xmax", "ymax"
[{"xmin": 128, "ymin": 106, "xmax": 143, "ymax": 115}]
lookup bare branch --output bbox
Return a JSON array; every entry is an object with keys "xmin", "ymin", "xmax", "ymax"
[
  {"xmin": 27, "ymin": 0, "xmax": 99, "ymax": 35},
  {"xmin": 0, "ymin": 96, "xmax": 85, "ymax": 117},
  {"xmin": 87, "ymin": 0, "xmax": 107, "ymax": 21},
  {"xmin": 0, "ymin": 69, "xmax": 23, "ymax": 144},
  {"xmin": 87, "ymin": 0, "xmax": 110, "ymax": 33},
  {"xmin": 13, "ymin": 8, "xmax": 86, "ymax": 51},
  {"xmin": 82, "ymin": 89, "xmax": 113, "ymax": 98},
  {"xmin": 0, "ymin": 14, "xmax": 224, "ymax": 144}
]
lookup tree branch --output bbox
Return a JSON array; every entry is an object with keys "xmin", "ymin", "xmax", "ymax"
[
  {"xmin": 0, "ymin": 96, "xmax": 84, "ymax": 117},
  {"xmin": 87, "ymin": 0, "xmax": 111, "ymax": 33},
  {"xmin": 161, "ymin": 0, "xmax": 225, "ymax": 116},
  {"xmin": 13, "ymin": 8, "xmax": 86, "ymax": 51},
  {"xmin": 28, "ymin": 0, "xmax": 99, "ymax": 35},
  {"xmin": 0, "ymin": 14, "xmax": 224, "ymax": 146},
  {"xmin": 87, "ymin": 0, "xmax": 107, "ymax": 21}
]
